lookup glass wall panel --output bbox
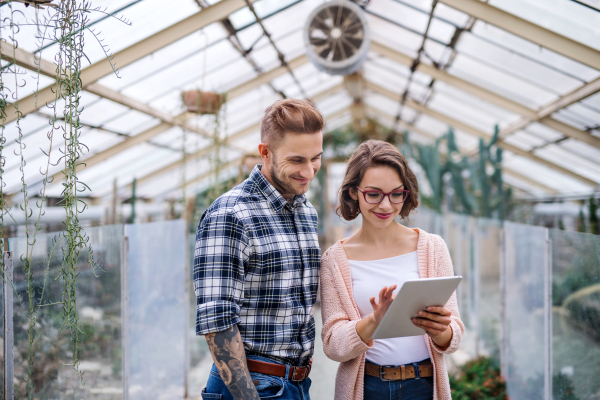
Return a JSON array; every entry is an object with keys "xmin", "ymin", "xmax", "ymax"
[
  {"xmin": 126, "ymin": 220, "xmax": 186, "ymax": 399},
  {"xmin": 9, "ymin": 224, "xmax": 124, "ymax": 399},
  {"xmin": 504, "ymin": 222, "xmax": 548, "ymax": 400},
  {"xmin": 476, "ymin": 218, "xmax": 502, "ymax": 359},
  {"xmin": 550, "ymin": 229, "xmax": 600, "ymax": 400},
  {"xmin": 447, "ymin": 214, "xmax": 477, "ymax": 357}
]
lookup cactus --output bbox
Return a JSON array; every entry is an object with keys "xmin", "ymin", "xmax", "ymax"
[
  {"xmin": 404, "ymin": 125, "xmax": 511, "ymax": 219},
  {"xmin": 403, "ymin": 132, "xmax": 445, "ymax": 212}
]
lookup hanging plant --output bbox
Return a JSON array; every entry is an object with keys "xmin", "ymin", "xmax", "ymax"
[{"xmin": 182, "ymin": 90, "xmax": 227, "ymax": 115}]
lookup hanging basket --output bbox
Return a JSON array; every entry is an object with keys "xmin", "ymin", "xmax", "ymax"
[{"xmin": 182, "ymin": 90, "xmax": 227, "ymax": 115}]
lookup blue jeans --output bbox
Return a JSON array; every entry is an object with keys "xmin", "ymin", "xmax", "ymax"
[
  {"xmin": 201, "ymin": 355, "xmax": 312, "ymax": 400},
  {"xmin": 363, "ymin": 360, "xmax": 434, "ymax": 400}
]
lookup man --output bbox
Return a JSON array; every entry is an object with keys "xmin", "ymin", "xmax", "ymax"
[{"xmin": 195, "ymin": 99, "xmax": 324, "ymax": 400}]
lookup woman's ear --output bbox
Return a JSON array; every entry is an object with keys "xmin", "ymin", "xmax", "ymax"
[{"xmin": 349, "ymin": 187, "xmax": 358, "ymax": 201}]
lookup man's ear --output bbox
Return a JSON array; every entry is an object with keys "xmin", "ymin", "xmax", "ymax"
[{"xmin": 258, "ymin": 143, "xmax": 270, "ymax": 164}]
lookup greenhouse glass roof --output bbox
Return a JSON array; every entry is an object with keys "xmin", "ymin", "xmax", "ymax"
[{"xmin": 1, "ymin": 0, "xmax": 599, "ymax": 202}]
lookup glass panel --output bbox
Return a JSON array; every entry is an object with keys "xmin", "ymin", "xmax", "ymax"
[
  {"xmin": 504, "ymin": 222, "xmax": 548, "ymax": 400},
  {"xmin": 447, "ymin": 214, "xmax": 477, "ymax": 357},
  {"xmin": 558, "ymin": 139, "xmax": 600, "ymax": 167},
  {"xmin": 476, "ymin": 218, "xmax": 502, "ymax": 359},
  {"xmin": 447, "ymin": 54, "xmax": 556, "ymax": 109},
  {"xmin": 534, "ymin": 145, "xmax": 600, "ymax": 185},
  {"xmin": 126, "ymin": 220, "xmax": 186, "ymax": 399},
  {"xmin": 9, "ymin": 224, "xmax": 124, "ymax": 398},
  {"xmin": 503, "ymin": 131, "xmax": 547, "ymax": 151},
  {"xmin": 503, "ymin": 156, "xmax": 592, "ymax": 194},
  {"xmin": 550, "ymin": 229, "xmax": 600, "ymax": 400}
]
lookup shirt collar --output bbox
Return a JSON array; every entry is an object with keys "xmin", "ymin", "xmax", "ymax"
[{"xmin": 250, "ymin": 165, "xmax": 307, "ymax": 213}]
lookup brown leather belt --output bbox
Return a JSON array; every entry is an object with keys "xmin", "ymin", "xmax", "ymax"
[
  {"xmin": 247, "ymin": 358, "xmax": 312, "ymax": 382},
  {"xmin": 365, "ymin": 360, "xmax": 433, "ymax": 381}
]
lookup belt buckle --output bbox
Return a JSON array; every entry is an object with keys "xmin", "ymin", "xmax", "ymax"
[
  {"xmin": 291, "ymin": 366, "xmax": 303, "ymax": 382},
  {"xmin": 379, "ymin": 365, "xmax": 396, "ymax": 382}
]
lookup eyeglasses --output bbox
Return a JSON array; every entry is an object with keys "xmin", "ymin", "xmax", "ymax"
[{"xmin": 356, "ymin": 187, "xmax": 410, "ymax": 204}]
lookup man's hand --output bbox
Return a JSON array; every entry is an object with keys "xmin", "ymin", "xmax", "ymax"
[{"xmin": 205, "ymin": 325, "xmax": 260, "ymax": 400}]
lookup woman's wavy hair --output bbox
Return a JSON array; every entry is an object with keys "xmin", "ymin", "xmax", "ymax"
[{"xmin": 336, "ymin": 140, "xmax": 419, "ymax": 221}]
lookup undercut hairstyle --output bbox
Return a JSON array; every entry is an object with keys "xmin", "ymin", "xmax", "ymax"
[
  {"xmin": 260, "ymin": 99, "xmax": 324, "ymax": 148},
  {"xmin": 336, "ymin": 140, "xmax": 419, "ymax": 221}
]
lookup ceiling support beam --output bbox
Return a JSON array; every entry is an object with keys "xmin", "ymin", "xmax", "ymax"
[
  {"xmin": 1, "ymin": 0, "xmax": 252, "ymax": 124},
  {"xmin": 366, "ymin": 105, "xmax": 559, "ymax": 194},
  {"xmin": 367, "ymin": 81, "xmax": 597, "ymax": 187},
  {"xmin": 371, "ymin": 41, "xmax": 600, "ymax": 150},
  {"xmin": 438, "ymin": 0, "xmax": 600, "ymax": 71}
]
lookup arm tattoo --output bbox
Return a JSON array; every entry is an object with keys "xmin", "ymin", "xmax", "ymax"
[{"xmin": 205, "ymin": 325, "xmax": 260, "ymax": 400}]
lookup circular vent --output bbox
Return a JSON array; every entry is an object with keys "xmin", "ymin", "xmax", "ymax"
[{"xmin": 304, "ymin": 0, "xmax": 370, "ymax": 76}]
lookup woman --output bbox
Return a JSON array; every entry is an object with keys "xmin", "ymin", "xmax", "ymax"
[{"xmin": 320, "ymin": 140, "xmax": 464, "ymax": 400}]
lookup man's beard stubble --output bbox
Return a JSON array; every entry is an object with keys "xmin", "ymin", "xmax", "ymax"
[{"xmin": 270, "ymin": 154, "xmax": 307, "ymax": 198}]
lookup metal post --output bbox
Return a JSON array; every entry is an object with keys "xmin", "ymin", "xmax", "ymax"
[
  {"xmin": 3, "ymin": 251, "xmax": 14, "ymax": 400},
  {"xmin": 544, "ymin": 231, "xmax": 552, "ymax": 400},
  {"xmin": 121, "ymin": 233, "xmax": 130, "ymax": 400}
]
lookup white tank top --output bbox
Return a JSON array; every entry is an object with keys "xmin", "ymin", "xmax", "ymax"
[{"xmin": 349, "ymin": 251, "xmax": 430, "ymax": 366}]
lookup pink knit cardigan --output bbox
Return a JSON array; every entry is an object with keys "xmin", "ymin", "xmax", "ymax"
[{"xmin": 320, "ymin": 229, "xmax": 464, "ymax": 400}]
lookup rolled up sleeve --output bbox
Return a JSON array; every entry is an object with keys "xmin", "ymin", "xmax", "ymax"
[{"xmin": 194, "ymin": 208, "xmax": 249, "ymax": 335}]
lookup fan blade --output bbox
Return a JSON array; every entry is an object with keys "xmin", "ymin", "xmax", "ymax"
[
  {"xmin": 309, "ymin": 28, "xmax": 329, "ymax": 41},
  {"xmin": 315, "ymin": 43, "xmax": 333, "ymax": 59},
  {"xmin": 343, "ymin": 36, "xmax": 363, "ymax": 50},
  {"xmin": 341, "ymin": 12, "xmax": 358, "ymax": 30},
  {"xmin": 340, "ymin": 37, "xmax": 358, "ymax": 57},
  {"xmin": 342, "ymin": 21, "xmax": 363, "ymax": 34},
  {"xmin": 335, "ymin": 5, "xmax": 344, "ymax": 28},
  {"xmin": 346, "ymin": 30, "xmax": 364, "ymax": 41},
  {"xmin": 313, "ymin": 13, "xmax": 332, "ymax": 34},
  {"xmin": 317, "ymin": 9, "xmax": 334, "ymax": 30},
  {"xmin": 332, "ymin": 40, "xmax": 344, "ymax": 61}
]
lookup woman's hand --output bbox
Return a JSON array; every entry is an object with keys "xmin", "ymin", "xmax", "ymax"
[
  {"xmin": 370, "ymin": 285, "xmax": 397, "ymax": 325},
  {"xmin": 355, "ymin": 285, "xmax": 397, "ymax": 343},
  {"xmin": 412, "ymin": 306, "xmax": 453, "ymax": 348}
]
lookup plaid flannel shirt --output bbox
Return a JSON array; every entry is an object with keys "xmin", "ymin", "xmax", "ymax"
[{"xmin": 194, "ymin": 165, "xmax": 320, "ymax": 365}]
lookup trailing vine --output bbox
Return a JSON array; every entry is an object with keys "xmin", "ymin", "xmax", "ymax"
[{"xmin": 52, "ymin": 0, "xmax": 100, "ymax": 385}]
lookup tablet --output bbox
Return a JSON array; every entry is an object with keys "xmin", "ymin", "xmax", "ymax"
[{"xmin": 372, "ymin": 276, "xmax": 462, "ymax": 340}]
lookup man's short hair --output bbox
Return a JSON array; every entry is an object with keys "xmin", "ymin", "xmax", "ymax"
[{"xmin": 260, "ymin": 99, "xmax": 324, "ymax": 148}]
